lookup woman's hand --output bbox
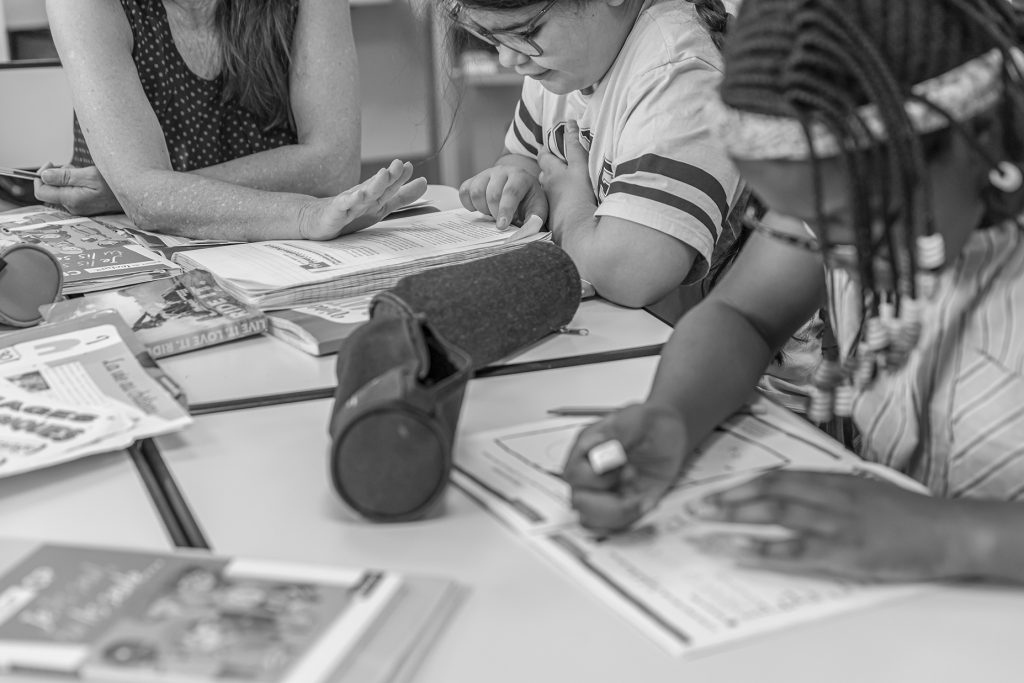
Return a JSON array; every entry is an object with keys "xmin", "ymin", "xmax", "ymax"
[
  {"xmin": 459, "ymin": 163, "xmax": 548, "ymax": 231},
  {"xmin": 562, "ymin": 403, "xmax": 690, "ymax": 533},
  {"xmin": 301, "ymin": 160, "xmax": 428, "ymax": 240},
  {"xmin": 538, "ymin": 120, "xmax": 598, "ymax": 243},
  {"xmin": 690, "ymin": 470, "xmax": 971, "ymax": 581},
  {"xmin": 34, "ymin": 163, "xmax": 123, "ymax": 215}
]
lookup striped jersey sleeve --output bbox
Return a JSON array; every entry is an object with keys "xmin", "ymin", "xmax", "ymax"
[
  {"xmin": 596, "ymin": 60, "xmax": 741, "ymax": 283},
  {"xmin": 503, "ymin": 83, "xmax": 544, "ymax": 159}
]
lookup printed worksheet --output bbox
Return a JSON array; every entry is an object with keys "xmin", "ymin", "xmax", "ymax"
[{"xmin": 453, "ymin": 397, "xmax": 928, "ymax": 656}]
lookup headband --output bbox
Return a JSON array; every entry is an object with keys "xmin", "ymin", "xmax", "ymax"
[{"xmin": 710, "ymin": 48, "xmax": 1014, "ymax": 160}]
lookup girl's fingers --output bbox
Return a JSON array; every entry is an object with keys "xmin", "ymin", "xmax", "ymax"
[{"xmin": 571, "ymin": 488, "xmax": 652, "ymax": 533}]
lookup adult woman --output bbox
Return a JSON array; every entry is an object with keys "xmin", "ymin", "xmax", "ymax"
[
  {"xmin": 39, "ymin": 0, "xmax": 425, "ymax": 241},
  {"xmin": 565, "ymin": 0, "xmax": 1024, "ymax": 583}
]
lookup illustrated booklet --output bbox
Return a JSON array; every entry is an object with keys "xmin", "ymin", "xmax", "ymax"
[
  {"xmin": 0, "ymin": 209, "xmax": 178, "ymax": 295},
  {"xmin": 41, "ymin": 270, "xmax": 267, "ymax": 359},
  {"xmin": 0, "ymin": 539, "xmax": 463, "ymax": 683}
]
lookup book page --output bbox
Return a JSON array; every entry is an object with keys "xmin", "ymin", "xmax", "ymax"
[
  {"xmin": 175, "ymin": 209, "xmax": 545, "ymax": 290},
  {"xmin": 0, "ymin": 322, "xmax": 191, "ymax": 439},
  {"xmin": 453, "ymin": 397, "xmax": 928, "ymax": 656}
]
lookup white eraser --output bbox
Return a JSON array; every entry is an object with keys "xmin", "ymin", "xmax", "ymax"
[{"xmin": 588, "ymin": 439, "xmax": 628, "ymax": 474}]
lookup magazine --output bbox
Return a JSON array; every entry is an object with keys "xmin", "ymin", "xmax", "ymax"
[
  {"xmin": 41, "ymin": 271, "xmax": 267, "ymax": 359},
  {"xmin": 0, "ymin": 208, "xmax": 179, "ymax": 295},
  {"xmin": 0, "ymin": 313, "xmax": 191, "ymax": 455},
  {"xmin": 264, "ymin": 295, "xmax": 372, "ymax": 356},
  {"xmin": 173, "ymin": 209, "xmax": 549, "ymax": 310},
  {"xmin": 0, "ymin": 540, "xmax": 415, "ymax": 682},
  {"xmin": 453, "ymin": 397, "xmax": 929, "ymax": 656}
]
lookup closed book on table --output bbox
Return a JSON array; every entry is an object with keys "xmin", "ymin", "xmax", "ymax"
[
  {"xmin": 264, "ymin": 295, "xmax": 372, "ymax": 356},
  {"xmin": 41, "ymin": 270, "xmax": 267, "ymax": 359},
  {"xmin": 0, "ymin": 539, "xmax": 462, "ymax": 683}
]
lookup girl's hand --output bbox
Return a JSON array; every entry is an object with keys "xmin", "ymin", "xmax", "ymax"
[
  {"xmin": 34, "ymin": 163, "xmax": 123, "ymax": 215},
  {"xmin": 538, "ymin": 120, "xmax": 598, "ymax": 242},
  {"xmin": 562, "ymin": 403, "xmax": 689, "ymax": 533},
  {"xmin": 692, "ymin": 470, "xmax": 969, "ymax": 581},
  {"xmin": 459, "ymin": 164, "xmax": 548, "ymax": 231},
  {"xmin": 302, "ymin": 160, "xmax": 427, "ymax": 240}
]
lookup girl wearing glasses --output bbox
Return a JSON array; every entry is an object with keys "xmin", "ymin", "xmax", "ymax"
[
  {"xmin": 454, "ymin": 0, "xmax": 743, "ymax": 308},
  {"xmin": 564, "ymin": 0, "xmax": 1024, "ymax": 583},
  {"xmin": 38, "ymin": 0, "xmax": 426, "ymax": 241}
]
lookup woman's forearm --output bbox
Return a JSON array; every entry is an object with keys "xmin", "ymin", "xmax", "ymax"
[
  {"xmin": 191, "ymin": 141, "xmax": 360, "ymax": 197},
  {"xmin": 121, "ymin": 169, "xmax": 322, "ymax": 240}
]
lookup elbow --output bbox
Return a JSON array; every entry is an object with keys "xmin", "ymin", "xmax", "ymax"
[{"xmin": 589, "ymin": 271, "xmax": 676, "ymax": 309}]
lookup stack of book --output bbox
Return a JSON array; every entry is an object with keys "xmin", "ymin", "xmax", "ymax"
[
  {"xmin": 0, "ymin": 209, "xmax": 178, "ymax": 295},
  {"xmin": 0, "ymin": 539, "xmax": 463, "ymax": 683},
  {"xmin": 173, "ymin": 209, "xmax": 548, "ymax": 310}
]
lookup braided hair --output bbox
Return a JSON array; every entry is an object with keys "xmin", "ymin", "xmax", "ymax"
[{"xmin": 719, "ymin": 0, "xmax": 1024, "ymax": 310}]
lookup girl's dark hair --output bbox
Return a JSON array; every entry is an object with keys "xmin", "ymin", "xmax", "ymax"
[
  {"xmin": 718, "ymin": 0, "xmax": 1024, "ymax": 309},
  {"xmin": 215, "ymin": 0, "xmax": 300, "ymax": 132}
]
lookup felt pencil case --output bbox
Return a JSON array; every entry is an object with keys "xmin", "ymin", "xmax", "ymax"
[
  {"xmin": 0, "ymin": 242, "xmax": 63, "ymax": 327},
  {"xmin": 328, "ymin": 241, "xmax": 581, "ymax": 522}
]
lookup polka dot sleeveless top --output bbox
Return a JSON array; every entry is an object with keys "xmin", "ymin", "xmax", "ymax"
[{"xmin": 72, "ymin": 0, "xmax": 297, "ymax": 171}]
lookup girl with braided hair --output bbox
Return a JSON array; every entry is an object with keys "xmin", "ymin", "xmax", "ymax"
[
  {"xmin": 563, "ymin": 0, "xmax": 1024, "ymax": 582},
  {"xmin": 452, "ymin": 0, "xmax": 743, "ymax": 307}
]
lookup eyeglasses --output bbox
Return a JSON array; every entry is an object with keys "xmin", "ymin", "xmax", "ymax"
[{"xmin": 449, "ymin": 0, "xmax": 558, "ymax": 58}]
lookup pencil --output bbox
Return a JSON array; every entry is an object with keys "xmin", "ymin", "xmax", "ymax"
[
  {"xmin": 546, "ymin": 406, "xmax": 618, "ymax": 417},
  {"xmin": 0, "ymin": 167, "xmax": 39, "ymax": 181}
]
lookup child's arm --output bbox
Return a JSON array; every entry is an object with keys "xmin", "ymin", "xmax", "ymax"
[
  {"xmin": 538, "ymin": 123, "xmax": 699, "ymax": 307},
  {"xmin": 563, "ymin": 215, "xmax": 826, "ymax": 531},
  {"xmin": 459, "ymin": 151, "xmax": 548, "ymax": 230}
]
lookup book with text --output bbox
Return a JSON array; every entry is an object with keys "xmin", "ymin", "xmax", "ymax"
[
  {"xmin": 173, "ymin": 209, "xmax": 548, "ymax": 310},
  {"xmin": 264, "ymin": 295, "xmax": 372, "ymax": 356},
  {"xmin": 453, "ymin": 397, "xmax": 929, "ymax": 657},
  {"xmin": 0, "ymin": 208, "xmax": 178, "ymax": 294},
  {"xmin": 0, "ymin": 539, "xmax": 455, "ymax": 682},
  {"xmin": 41, "ymin": 270, "xmax": 267, "ymax": 359}
]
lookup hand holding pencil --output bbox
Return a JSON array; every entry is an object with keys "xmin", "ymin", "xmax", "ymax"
[{"xmin": 562, "ymin": 402, "xmax": 690, "ymax": 533}]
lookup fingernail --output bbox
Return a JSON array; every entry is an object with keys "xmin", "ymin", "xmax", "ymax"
[{"xmin": 496, "ymin": 216, "xmax": 509, "ymax": 231}]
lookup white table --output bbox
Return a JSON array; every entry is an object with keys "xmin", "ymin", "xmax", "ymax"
[
  {"xmin": 153, "ymin": 357, "xmax": 1024, "ymax": 683},
  {"xmin": 159, "ymin": 299, "xmax": 670, "ymax": 408},
  {"xmin": 0, "ymin": 449, "xmax": 172, "ymax": 550}
]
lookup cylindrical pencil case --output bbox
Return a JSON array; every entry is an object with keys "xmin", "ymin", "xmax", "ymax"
[
  {"xmin": 328, "ymin": 241, "xmax": 581, "ymax": 522},
  {"xmin": 0, "ymin": 242, "xmax": 63, "ymax": 327}
]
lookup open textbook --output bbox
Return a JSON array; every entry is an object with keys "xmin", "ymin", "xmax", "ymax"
[
  {"xmin": 453, "ymin": 397, "xmax": 930, "ymax": 657},
  {"xmin": 172, "ymin": 209, "xmax": 549, "ymax": 310},
  {"xmin": 0, "ymin": 539, "xmax": 463, "ymax": 683},
  {"xmin": 0, "ymin": 313, "xmax": 191, "ymax": 478}
]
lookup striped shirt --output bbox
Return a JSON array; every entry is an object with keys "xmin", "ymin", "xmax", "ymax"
[
  {"xmin": 503, "ymin": 0, "xmax": 741, "ymax": 283},
  {"xmin": 835, "ymin": 218, "xmax": 1024, "ymax": 500}
]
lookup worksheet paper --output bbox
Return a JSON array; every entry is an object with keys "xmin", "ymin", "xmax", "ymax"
[{"xmin": 453, "ymin": 398, "xmax": 928, "ymax": 656}]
